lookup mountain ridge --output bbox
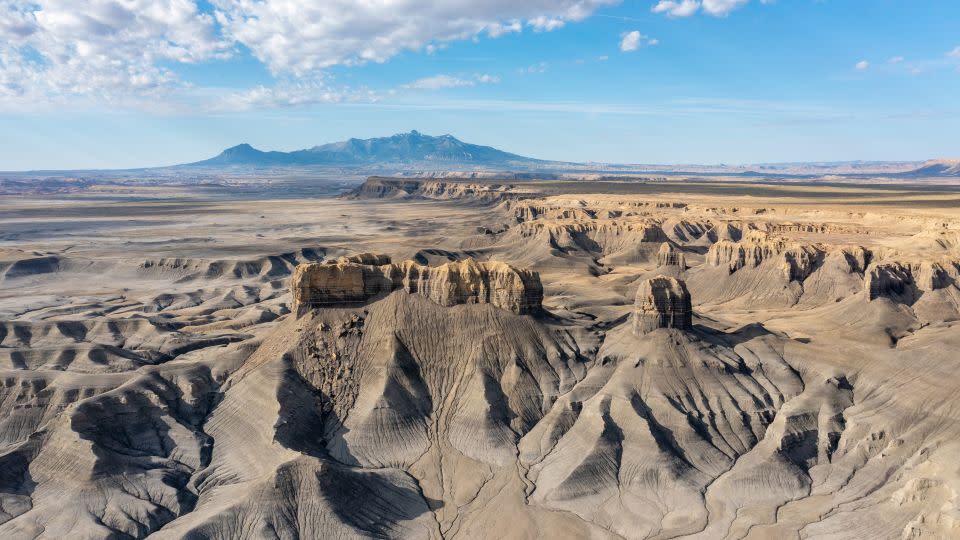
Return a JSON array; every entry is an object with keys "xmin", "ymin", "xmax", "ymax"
[{"xmin": 191, "ymin": 130, "xmax": 540, "ymax": 167}]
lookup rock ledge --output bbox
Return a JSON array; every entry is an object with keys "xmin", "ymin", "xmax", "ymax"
[{"xmin": 292, "ymin": 255, "xmax": 543, "ymax": 315}]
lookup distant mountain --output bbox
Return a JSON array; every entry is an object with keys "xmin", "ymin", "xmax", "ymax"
[
  {"xmin": 190, "ymin": 131, "xmax": 540, "ymax": 167},
  {"xmin": 896, "ymin": 159, "xmax": 960, "ymax": 178},
  {"xmin": 183, "ymin": 131, "xmax": 960, "ymax": 179}
]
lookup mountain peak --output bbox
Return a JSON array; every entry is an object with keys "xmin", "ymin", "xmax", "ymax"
[
  {"xmin": 221, "ymin": 143, "xmax": 257, "ymax": 153},
  {"xmin": 190, "ymin": 131, "xmax": 536, "ymax": 167}
]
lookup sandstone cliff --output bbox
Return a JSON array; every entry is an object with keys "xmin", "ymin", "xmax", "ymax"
[
  {"xmin": 633, "ymin": 275, "xmax": 693, "ymax": 335},
  {"xmin": 655, "ymin": 242, "xmax": 686, "ymax": 268},
  {"xmin": 864, "ymin": 259, "xmax": 959, "ymax": 303},
  {"xmin": 705, "ymin": 230, "xmax": 825, "ymax": 282},
  {"xmin": 292, "ymin": 256, "xmax": 543, "ymax": 314},
  {"xmin": 490, "ymin": 219, "xmax": 669, "ymax": 271},
  {"xmin": 344, "ymin": 177, "xmax": 536, "ymax": 202}
]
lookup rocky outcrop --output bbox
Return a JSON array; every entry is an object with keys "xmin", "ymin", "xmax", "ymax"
[
  {"xmin": 509, "ymin": 200, "xmax": 686, "ymax": 224},
  {"xmin": 0, "ymin": 255, "xmax": 61, "ymax": 279},
  {"xmin": 292, "ymin": 257, "xmax": 543, "ymax": 314},
  {"xmin": 866, "ymin": 263, "xmax": 919, "ymax": 303},
  {"xmin": 633, "ymin": 276, "xmax": 693, "ymax": 335},
  {"xmin": 705, "ymin": 231, "xmax": 823, "ymax": 282},
  {"xmin": 692, "ymin": 231, "xmax": 880, "ymax": 308},
  {"xmin": 656, "ymin": 242, "xmax": 686, "ymax": 268},
  {"xmin": 505, "ymin": 220, "xmax": 668, "ymax": 265},
  {"xmin": 331, "ymin": 253, "xmax": 392, "ymax": 266},
  {"xmin": 344, "ymin": 177, "xmax": 535, "ymax": 202},
  {"xmin": 864, "ymin": 260, "xmax": 958, "ymax": 303},
  {"xmin": 343, "ymin": 177, "xmax": 424, "ymax": 199},
  {"xmin": 512, "ymin": 204, "xmax": 596, "ymax": 223}
]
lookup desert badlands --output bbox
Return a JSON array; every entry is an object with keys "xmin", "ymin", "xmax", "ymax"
[{"xmin": 1, "ymin": 176, "xmax": 959, "ymax": 539}]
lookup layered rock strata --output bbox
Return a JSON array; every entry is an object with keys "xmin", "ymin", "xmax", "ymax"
[
  {"xmin": 292, "ymin": 256, "xmax": 543, "ymax": 314},
  {"xmin": 345, "ymin": 177, "xmax": 535, "ymax": 202},
  {"xmin": 656, "ymin": 242, "xmax": 686, "ymax": 268},
  {"xmin": 633, "ymin": 275, "xmax": 693, "ymax": 335},
  {"xmin": 864, "ymin": 260, "xmax": 958, "ymax": 303},
  {"xmin": 705, "ymin": 230, "xmax": 825, "ymax": 281}
]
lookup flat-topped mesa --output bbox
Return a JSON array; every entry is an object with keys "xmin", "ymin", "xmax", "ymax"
[
  {"xmin": 344, "ymin": 177, "xmax": 535, "ymax": 202},
  {"xmin": 292, "ymin": 257, "xmax": 543, "ymax": 315},
  {"xmin": 633, "ymin": 276, "xmax": 693, "ymax": 335},
  {"xmin": 656, "ymin": 242, "xmax": 686, "ymax": 269}
]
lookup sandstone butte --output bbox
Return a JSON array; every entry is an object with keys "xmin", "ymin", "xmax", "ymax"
[{"xmin": 291, "ymin": 254, "xmax": 544, "ymax": 315}]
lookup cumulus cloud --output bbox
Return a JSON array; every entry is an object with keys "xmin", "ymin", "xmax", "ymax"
[
  {"xmin": 652, "ymin": 0, "xmax": 754, "ymax": 17},
  {"xmin": 888, "ymin": 56, "xmax": 904, "ymax": 64},
  {"xmin": 702, "ymin": 0, "xmax": 750, "ymax": 16},
  {"xmin": 211, "ymin": 0, "xmax": 620, "ymax": 75},
  {"xmin": 651, "ymin": 0, "xmax": 699, "ymax": 17},
  {"xmin": 855, "ymin": 60, "xmax": 869, "ymax": 71},
  {"xmin": 619, "ymin": 30, "xmax": 658, "ymax": 52},
  {"xmin": 0, "ymin": 0, "xmax": 230, "ymax": 102},
  {"xmin": 949, "ymin": 47, "xmax": 960, "ymax": 58},
  {"xmin": 0, "ymin": 0, "xmax": 619, "ymax": 107}
]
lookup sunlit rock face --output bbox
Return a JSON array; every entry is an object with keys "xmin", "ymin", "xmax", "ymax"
[
  {"xmin": 656, "ymin": 242, "xmax": 686, "ymax": 268},
  {"xmin": 632, "ymin": 275, "xmax": 693, "ymax": 335},
  {"xmin": 292, "ymin": 256, "xmax": 543, "ymax": 315}
]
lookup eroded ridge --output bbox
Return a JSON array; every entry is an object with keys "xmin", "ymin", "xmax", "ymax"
[{"xmin": 292, "ymin": 255, "xmax": 544, "ymax": 315}]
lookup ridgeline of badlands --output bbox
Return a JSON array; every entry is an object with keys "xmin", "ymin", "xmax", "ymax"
[{"xmin": 2, "ymin": 135, "xmax": 960, "ymax": 539}]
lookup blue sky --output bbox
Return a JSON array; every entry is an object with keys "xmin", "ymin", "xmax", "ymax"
[{"xmin": 1, "ymin": 0, "xmax": 959, "ymax": 169}]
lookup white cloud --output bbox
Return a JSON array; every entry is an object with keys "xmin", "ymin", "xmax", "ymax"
[
  {"xmin": 0, "ymin": 0, "xmax": 620, "ymax": 107},
  {"xmin": 0, "ymin": 0, "xmax": 230, "ymax": 102},
  {"xmin": 528, "ymin": 16, "xmax": 565, "ymax": 32},
  {"xmin": 652, "ymin": 0, "xmax": 755, "ymax": 17},
  {"xmin": 487, "ymin": 20, "xmax": 522, "ymax": 38},
  {"xmin": 855, "ymin": 60, "xmax": 869, "ymax": 71},
  {"xmin": 403, "ymin": 73, "xmax": 500, "ymax": 90},
  {"xmin": 520, "ymin": 62, "xmax": 548, "ymax": 74},
  {"xmin": 211, "ymin": 0, "xmax": 620, "ymax": 75},
  {"xmin": 217, "ymin": 82, "xmax": 361, "ymax": 111},
  {"xmin": 619, "ymin": 30, "xmax": 657, "ymax": 52},
  {"xmin": 404, "ymin": 75, "xmax": 475, "ymax": 90},
  {"xmin": 702, "ymin": 0, "xmax": 750, "ymax": 16},
  {"xmin": 620, "ymin": 31, "xmax": 641, "ymax": 51},
  {"xmin": 652, "ymin": 0, "xmax": 699, "ymax": 17},
  {"xmin": 888, "ymin": 56, "xmax": 904, "ymax": 64},
  {"xmin": 949, "ymin": 47, "xmax": 960, "ymax": 58}
]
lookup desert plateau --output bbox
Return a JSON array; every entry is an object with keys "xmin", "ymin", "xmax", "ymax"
[{"xmin": 1, "ymin": 174, "xmax": 959, "ymax": 539}]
